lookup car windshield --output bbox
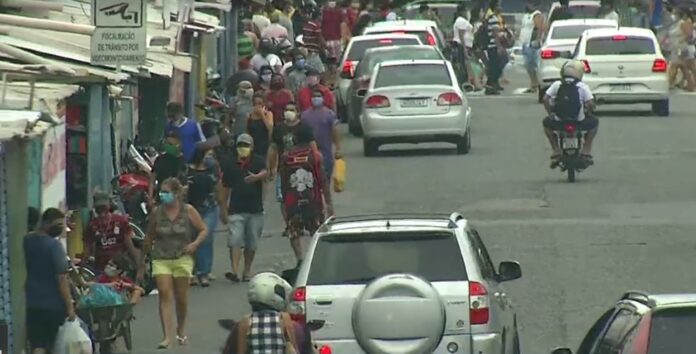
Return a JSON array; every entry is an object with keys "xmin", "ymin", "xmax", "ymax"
[
  {"xmin": 306, "ymin": 231, "xmax": 468, "ymax": 285},
  {"xmin": 374, "ymin": 63, "xmax": 451, "ymax": 87},
  {"xmin": 357, "ymin": 48, "xmax": 441, "ymax": 76},
  {"xmin": 551, "ymin": 25, "xmax": 615, "ymax": 39},
  {"xmin": 648, "ymin": 308, "xmax": 696, "ymax": 354},
  {"xmin": 586, "ymin": 37, "xmax": 656, "ymax": 55},
  {"xmin": 346, "ymin": 37, "xmax": 422, "ymax": 61}
]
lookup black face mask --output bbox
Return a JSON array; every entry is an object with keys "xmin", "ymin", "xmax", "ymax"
[{"xmin": 46, "ymin": 225, "xmax": 64, "ymax": 237}]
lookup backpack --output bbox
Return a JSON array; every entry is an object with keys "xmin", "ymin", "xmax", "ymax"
[
  {"xmin": 553, "ymin": 80, "xmax": 582, "ymax": 120},
  {"xmin": 280, "ymin": 146, "xmax": 324, "ymax": 218},
  {"xmin": 473, "ymin": 19, "xmax": 489, "ymax": 50}
]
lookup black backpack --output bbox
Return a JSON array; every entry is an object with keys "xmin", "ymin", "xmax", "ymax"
[
  {"xmin": 553, "ymin": 80, "xmax": 582, "ymax": 120},
  {"xmin": 473, "ymin": 18, "xmax": 490, "ymax": 50}
]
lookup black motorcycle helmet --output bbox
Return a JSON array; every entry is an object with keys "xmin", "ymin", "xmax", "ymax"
[{"xmin": 259, "ymin": 38, "xmax": 274, "ymax": 56}]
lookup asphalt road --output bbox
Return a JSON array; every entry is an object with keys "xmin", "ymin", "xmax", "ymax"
[{"xmin": 118, "ymin": 69, "xmax": 696, "ymax": 354}]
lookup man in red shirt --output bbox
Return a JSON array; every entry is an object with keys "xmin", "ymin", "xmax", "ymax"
[
  {"xmin": 83, "ymin": 192, "xmax": 140, "ymax": 273},
  {"xmin": 297, "ymin": 69, "xmax": 335, "ymax": 112},
  {"xmin": 321, "ymin": 0, "xmax": 345, "ymax": 83}
]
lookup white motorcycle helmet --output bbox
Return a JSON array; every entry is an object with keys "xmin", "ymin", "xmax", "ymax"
[
  {"xmin": 247, "ymin": 272, "xmax": 293, "ymax": 311},
  {"xmin": 560, "ymin": 60, "xmax": 585, "ymax": 81}
]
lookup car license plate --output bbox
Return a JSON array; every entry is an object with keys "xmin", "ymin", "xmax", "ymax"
[
  {"xmin": 401, "ymin": 98, "xmax": 429, "ymax": 108},
  {"xmin": 563, "ymin": 137, "xmax": 578, "ymax": 149},
  {"xmin": 610, "ymin": 84, "xmax": 631, "ymax": 92}
]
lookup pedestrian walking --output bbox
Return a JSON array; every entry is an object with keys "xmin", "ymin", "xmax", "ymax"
[
  {"xmin": 165, "ymin": 102, "xmax": 206, "ymax": 163},
  {"xmin": 25, "ymin": 208, "xmax": 76, "ymax": 354},
  {"xmin": 453, "ymin": 4, "xmax": 474, "ymax": 87},
  {"xmin": 599, "ymin": 0, "xmax": 620, "ymax": 21},
  {"xmin": 225, "ymin": 57, "xmax": 259, "ymax": 99},
  {"xmin": 297, "ymin": 69, "xmax": 335, "ymax": 112},
  {"xmin": 483, "ymin": 0, "xmax": 505, "ymax": 95},
  {"xmin": 247, "ymin": 93, "xmax": 274, "ymax": 157},
  {"xmin": 252, "ymin": 0, "xmax": 272, "ymax": 36},
  {"xmin": 256, "ymin": 64, "xmax": 275, "ymax": 93},
  {"xmin": 251, "ymin": 39, "xmax": 283, "ymax": 73},
  {"xmin": 279, "ymin": 1, "xmax": 295, "ymax": 41},
  {"xmin": 221, "ymin": 134, "xmax": 268, "ymax": 283},
  {"xmin": 187, "ymin": 148, "xmax": 225, "ymax": 287},
  {"xmin": 139, "ymin": 177, "xmax": 208, "ymax": 349},
  {"xmin": 265, "ymin": 73, "xmax": 295, "ymax": 124},
  {"xmin": 519, "ymin": 0, "xmax": 544, "ymax": 93},
  {"xmin": 322, "ymin": 0, "xmax": 345, "ymax": 80},
  {"xmin": 300, "ymin": 89, "xmax": 341, "ymax": 215},
  {"xmin": 302, "ymin": 6, "xmax": 327, "ymax": 74},
  {"xmin": 230, "ymin": 81, "xmax": 256, "ymax": 137},
  {"xmin": 283, "ymin": 49, "xmax": 308, "ymax": 93},
  {"xmin": 149, "ymin": 131, "xmax": 187, "ymax": 205}
]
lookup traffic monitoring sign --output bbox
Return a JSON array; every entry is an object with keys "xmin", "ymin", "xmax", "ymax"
[{"xmin": 90, "ymin": 0, "xmax": 147, "ymax": 66}]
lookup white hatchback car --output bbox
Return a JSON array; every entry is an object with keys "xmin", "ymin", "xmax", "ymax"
[
  {"xmin": 360, "ymin": 59, "xmax": 472, "ymax": 156},
  {"xmin": 537, "ymin": 19, "xmax": 618, "ymax": 102},
  {"xmin": 546, "ymin": 0, "xmax": 602, "ymax": 25},
  {"xmin": 574, "ymin": 27, "xmax": 670, "ymax": 116}
]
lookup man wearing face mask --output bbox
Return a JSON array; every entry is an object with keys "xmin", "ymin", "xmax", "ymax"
[
  {"xmin": 284, "ymin": 49, "xmax": 308, "ymax": 93},
  {"xmin": 230, "ymin": 81, "xmax": 255, "ymax": 136},
  {"xmin": 225, "ymin": 58, "xmax": 259, "ymax": 99},
  {"xmin": 83, "ymin": 192, "xmax": 140, "ymax": 274},
  {"xmin": 322, "ymin": 0, "xmax": 346, "ymax": 77},
  {"xmin": 150, "ymin": 131, "xmax": 187, "ymax": 205},
  {"xmin": 267, "ymin": 104, "xmax": 317, "ymax": 234},
  {"xmin": 221, "ymin": 134, "xmax": 268, "ymax": 282},
  {"xmin": 165, "ymin": 102, "xmax": 207, "ymax": 163},
  {"xmin": 24, "ymin": 208, "xmax": 76, "ymax": 353},
  {"xmin": 297, "ymin": 69, "xmax": 335, "ymax": 112}
]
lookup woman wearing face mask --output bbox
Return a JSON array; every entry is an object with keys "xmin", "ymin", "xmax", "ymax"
[
  {"xmin": 231, "ymin": 81, "xmax": 255, "ymax": 136},
  {"xmin": 257, "ymin": 65, "xmax": 275, "ymax": 94},
  {"xmin": 139, "ymin": 178, "xmax": 208, "ymax": 349},
  {"xmin": 265, "ymin": 73, "xmax": 295, "ymax": 124},
  {"xmin": 246, "ymin": 93, "xmax": 274, "ymax": 157},
  {"xmin": 186, "ymin": 148, "xmax": 225, "ymax": 287}
]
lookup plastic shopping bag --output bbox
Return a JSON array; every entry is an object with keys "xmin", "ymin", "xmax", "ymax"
[
  {"xmin": 77, "ymin": 283, "xmax": 125, "ymax": 309},
  {"xmin": 54, "ymin": 319, "xmax": 93, "ymax": 354},
  {"xmin": 333, "ymin": 158, "xmax": 346, "ymax": 193}
]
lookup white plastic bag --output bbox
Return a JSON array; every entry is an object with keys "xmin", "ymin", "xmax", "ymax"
[{"xmin": 53, "ymin": 319, "xmax": 93, "ymax": 354}]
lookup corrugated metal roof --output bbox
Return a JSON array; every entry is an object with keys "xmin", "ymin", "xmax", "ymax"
[
  {"xmin": 0, "ymin": 82, "xmax": 80, "ymax": 114},
  {"xmin": 0, "ymin": 109, "xmax": 56, "ymax": 141}
]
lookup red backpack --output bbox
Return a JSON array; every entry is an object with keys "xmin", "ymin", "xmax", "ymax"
[{"xmin": 280, "ymin": 146, "xmax": 325, "ymax": 218}]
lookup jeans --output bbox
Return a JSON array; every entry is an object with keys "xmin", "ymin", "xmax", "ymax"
[
  {"xmin": 486, "ymin": 47, "xmax": 502, "ymax": 88},
  {"xmin": 194, "ymin": 205, "xmax": 219, "ymax": 276},
  {"xmin": 226, "ymin": 212, "xmax": 264, "ymax": 251}
]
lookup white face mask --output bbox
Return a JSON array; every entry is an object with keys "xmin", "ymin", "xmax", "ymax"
[
  {"xmin": 104, "ymin": 265, "xmax": 119, "ymax": 277},
  {"xmin": 284, "ymin": 110, "xmax": 298, "ymax": 122},
  {"xmin": 328, "ymin": 1, "xmax": 337, "ymax": 8}
]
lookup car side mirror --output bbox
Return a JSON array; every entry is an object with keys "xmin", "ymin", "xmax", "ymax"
[
  {"xmin": 357, "ymin": 89, "xmax": 367, "ymax": 97},
  {"xmin": 551, "ymin": 348, "xmax": 573, "ymax": 354},
  {"xmin": 498, "ymin": 261, "xmax": 522, "ymax": 282},
  {"xmin": 281, "ymin": 268, "xmax": 299, "ymax": 285}
]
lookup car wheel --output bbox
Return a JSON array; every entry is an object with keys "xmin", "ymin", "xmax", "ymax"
[
  {"xmin": 652, "ymin": 99, "xmax": 669, "ymax": 117},
  {"xmin": 456, "ymin": 130, "xmax": 471, "ymax": 155},
  {"xmin": 363, "ymin": 138, "xmax": 378, "ymax": 157},
  {"xmin": 348, "ymin": 114, "xmax": 363, "ymax": 136}
]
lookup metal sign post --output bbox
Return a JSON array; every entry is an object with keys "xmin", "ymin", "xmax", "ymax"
[{"xmin": 90, "ymin": 0, "xmax": 147, "ymax": 67}]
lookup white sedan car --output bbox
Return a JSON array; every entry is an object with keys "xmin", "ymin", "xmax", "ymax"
[
  {"xmin": 537, "ymin": 18, "xmax": 618, "ymax": 102},
  {"xmin": 361, "ymin": 59, "xmax": 472, "ymax": 156},
  {"xmin": 575, "ymin": 27, "xmax": 670, "ymax": 116}
]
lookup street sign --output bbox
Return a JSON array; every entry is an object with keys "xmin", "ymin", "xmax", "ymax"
[{"xmin": 90, "ymin": 0, "xmax": 147, "ymax": 66}]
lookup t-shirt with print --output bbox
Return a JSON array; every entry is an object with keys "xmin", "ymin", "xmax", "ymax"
[
  {"xmin": 24, "ymin": 234, "xmax": 70, "ymax": 310},
  {"xmin": 271, "ymin": 122, "xmax": 316, "ymax": 156},
  {"xmin": 85, "ymin": 214, "xmax": 132, "ymax": 271},
  {"xmin": 187, "ymin": 167, "xmax": 218, "ymax": 212},
  {"xmin": 222, "ymin": 154, "xmax": 266, "ymax": 214},
  {"xmin": 545, "ymin": 80, "xmax": 594, "ymax": 121},
  {"xmin": 302, "ymin": 20, "xmax": 322, "ymax": 51}
]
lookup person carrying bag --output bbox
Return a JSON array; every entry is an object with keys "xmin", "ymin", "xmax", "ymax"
[{"xmin": 53, "ymin": 319, "xmax": 93, "ymax": 354}]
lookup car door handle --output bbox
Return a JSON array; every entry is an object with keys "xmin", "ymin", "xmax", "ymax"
[{"xmin": 315, "ymin": 298, "xmax": 333, "ymax": 305}]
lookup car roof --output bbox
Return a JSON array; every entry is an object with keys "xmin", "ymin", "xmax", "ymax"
[
  {"xmin": 317, "ymin": 213, "xmax": 468, "ymax": 234},
  {"xmin": 366, "ymin": 19, "xmax": 438, "ymax": 30},
  {"xmin": 549, "ymin": 18, "xmax": 618, "ymax": 28},
  {"xmin": 583, "ymin": 27, "xmax": 657, "ymax": 39},
  {"xmin": 622, "ymin": 291, "xmax": 696, "ymax": 308},
  {"xmin": 350, "ymin": 33, "xmax": 422, "ymax": 42}
]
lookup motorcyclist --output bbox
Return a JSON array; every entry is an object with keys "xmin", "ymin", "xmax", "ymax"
[{"xmin": 542, "ymin": 60, "xmax": 598, "ymax": 167}]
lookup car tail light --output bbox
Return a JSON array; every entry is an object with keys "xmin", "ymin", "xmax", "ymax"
[
  {"xmin": 393, "ymin": 31, "xmax": 406, "ymax": 35},
  {"xmin": 437, "ymin": 92, "xmax": 462, "ymax": 106},
  {"xmin": 289, "ymin": 287, "xmax": 306, "ymax": 322},
  {"xmin": 469, "ymin": 281, "xmax": 490, "ymax": 325},
  {"xmin": 318, "ymin": 345, "xmax": 333, "ymax": 354},
  {"xmin": 612, "ymin": 35, "xmax": 627, "ymax": 40},
  {"xmin": 342, "ymin": 60, "xmax": 355, "ymax": 77},
  {"xmin": 541, "ymin": 49, "xmax": 559, "ymax": 59},
  {"xmin": 630, "ymin": 314, "xmax": 652, "ymax": 354},
  {"xmin": 564, "ymin": 123, "xmax": 576, "ymax": 135},
  {"xmin": 581, "ymin": 59, "xmax": 591, "ymax": 73},
  {"xmin": 379, "ymin": 39, "xmax": 393, "ymax": 44},
  {"xmin": 652, "ymin": 58, "xmax": 667, "ymax": 72},
  {"xmin": 365, "ymin": 95, "xmax": 390, "ymax": 108},
  {"xmin": 426, "ymin": 33, "xmax": 437, "ymax": 46}
]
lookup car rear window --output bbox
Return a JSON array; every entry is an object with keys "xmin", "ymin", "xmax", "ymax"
[
  {"xmin": 358, "ymin": 49, "xmax": 441, "ymax": 75},
  {"xmin": 306, "ymin": 231, "xmax": 468, "ymax": 285},
  {"xmin": 347, "ymin": 37, "xmax": 422, "ymax": 61},
  {"xmin": 648, "ymin": 308, "xmax": 696, "ymax": 354},
  {"xmin": 551, "ymin": 25, "xmax": 615, "ymax": 39},
  {"xmin": 370, "ymin": 30, "xmax": 430, "ymax": 46},
  {"xmin": 585, "ymin": 37, "xmax": 656, "ymax": 55},
  {"xmin": 551, "ymin": 5, "xmax": 601, "ymax": 19},
  {"xmin": 374, "ymin": 63, "xmax": 451, "ymax": 87}
]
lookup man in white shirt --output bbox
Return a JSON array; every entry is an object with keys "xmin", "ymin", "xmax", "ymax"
[
  {"xmin": 542, "ymin": 61, "xmax": 598, "ymax": 165},
  {"xmin": 519, "ymin": 1, "xmax": 545, "ymax": 93},
  {"xmin": 452, "ymin": 4, "xmax": 473, "ymax": 86},
  {"xmin": 600, "ymin": 0, "xmax": 620, "ymax": 21}
]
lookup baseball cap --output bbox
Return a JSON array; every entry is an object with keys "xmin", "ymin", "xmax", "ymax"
[
  {"xmin": 93, "ymin": 191, "xmax": 110, "ymax": 206},
  {"xmin": 236, "ymin": 133, "xmax": 254, "ymax": 146}
]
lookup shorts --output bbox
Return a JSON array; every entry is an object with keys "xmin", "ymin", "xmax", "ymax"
[
  {"xmin": 522, "ymin": 44, "xmax": 539, "ymax": 72},
  {"xmin": 152, "ymin": 255, "xmax": 194, "ymax": 278},
  {"xmin": 324, "ymin": 158, "xmax": 335, "ymax": 182},
  {"xmin": 227, "ymin": 213, "xmax": 264, "ymax": 250},
  {"xmin": 326, "ymin": 40, "xmax": 342, "ymax": 60},
  {"xmin": 276, "ymin": 178, "xmax": 283, "ymax": 203},
  {"xmin": 27, "ymin": 307, "xmax": 66, "ymax": 350},
  {"xmin": 287, "ymin": 209, "xmax": 324, "ymax": 239},
  {"xmin": 543, "ymin": 116, "xmax": 599, "ymax": 131}
]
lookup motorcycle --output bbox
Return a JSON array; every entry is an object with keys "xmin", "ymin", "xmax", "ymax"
[
  {"xmin": 112, "ymin": 144, "xmax": 154, "ymax": 229},
  {"xmin": 554, "ymin": 120, "xmax": 590, "ymax": 182}
]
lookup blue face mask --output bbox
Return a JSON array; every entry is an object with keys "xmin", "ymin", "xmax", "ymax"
[
  {"xmin": 311, "ymin": 96, "xmax": 324, "ymax": 107},
  {"xmin": 295, "ymin": 58, "xmax": 306, "ymax": 69},
  {"xmin": 204, "ymin": 156, "xmax": 216, "ymax": 169},
  {"xmin": 159, "ymin": 191, "xmax": 175, "ymax": 205}
]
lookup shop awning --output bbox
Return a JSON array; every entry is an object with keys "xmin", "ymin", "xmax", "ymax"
[
  {"xmin": 0, "ymin": 109, "xmax": 57, "ymax": 140},
  {"xmin": 0, "ymin": 82, "xmax": 80, "ymax": 114}
]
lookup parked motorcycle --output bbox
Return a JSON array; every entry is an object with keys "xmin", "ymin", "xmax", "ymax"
[{"xmin": 554, "ymin": 120, "xmax": 590, "ymax": 182}]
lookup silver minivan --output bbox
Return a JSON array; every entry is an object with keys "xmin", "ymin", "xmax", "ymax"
[{"xmin": 284, "ymin": 213, "xmax": 523, "ymax": 354}]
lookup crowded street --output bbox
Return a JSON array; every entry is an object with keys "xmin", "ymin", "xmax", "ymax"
[{"xmin": 119, "ymin": 69, "xmax": 696, "ymax": 353}]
